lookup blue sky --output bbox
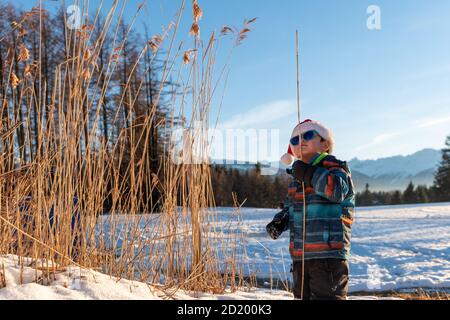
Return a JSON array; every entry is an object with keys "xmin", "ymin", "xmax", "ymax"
[{"xmin": 9, "ymin": 0, "xmax": 450, "ymax": 162}]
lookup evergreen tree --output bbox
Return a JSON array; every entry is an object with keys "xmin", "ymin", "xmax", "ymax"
[
  {"xmin": 362, "ymin": 183, "xmax": 373, "ymax": 206},
  {"xmin": 390, "ymin": 190, "xmax": 402, "ymax": 205},
  {"xmin": 433, "ymin": 135, "xmax": 450, "ymax": 202},
  {"xmin": 415, "ymin": 185, "xmax": 429, "ymax": 203},
  {"xmin": 403, "ymin": 181, "xmax": 417, "ymax": 204},
  {"xmin": 255, "ymin": 162, "xmax": 261, "ymax": 175}
]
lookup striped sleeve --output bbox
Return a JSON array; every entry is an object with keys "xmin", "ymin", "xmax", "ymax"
[{"xmin": 311, "ymin": 166, "xmax": 350, "ymax": 204}]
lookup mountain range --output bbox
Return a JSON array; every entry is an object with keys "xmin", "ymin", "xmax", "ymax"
[{"xmin": 347, "ymin": 148, "xmax": 441, "ymax": 192}]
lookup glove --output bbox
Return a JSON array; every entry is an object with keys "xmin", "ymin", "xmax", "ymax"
[
  {"xmin": 291, "ymin": 160, "xmax": 317, "ymax": 188},
  {"xmin": 266, "ymin": 218, "xmax": 284, "ymax": 240}
]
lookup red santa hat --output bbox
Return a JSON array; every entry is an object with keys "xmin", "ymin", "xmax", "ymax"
[{"xmin": 280, "ymin": 119, "xmax": 335, "ymax": 166}]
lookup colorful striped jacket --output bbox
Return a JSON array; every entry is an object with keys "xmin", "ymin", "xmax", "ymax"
[{"xmin": 273, "ymin": 152, "xmax": 355, "ymax": 261}]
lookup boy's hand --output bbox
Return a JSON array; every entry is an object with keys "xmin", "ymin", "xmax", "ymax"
[
  {"xmin": 266, "ymin": 218, "xmax": 283, "ymax": 240},
  {"xmin": 291, "ymin": 160, "xmax": 318, "ymax": 188}
]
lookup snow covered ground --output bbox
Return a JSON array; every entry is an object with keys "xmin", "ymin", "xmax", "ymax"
[
  {"xmin": 1, "ymin": 202, "xmax": 449, "ymax": 299},
  {"xmin": 0, "ymin": 255, "xmax": 400, "ymax": 300},
  {"xmin": 230, "ymin": 202, "xmax": 450, "ymax": 293}
]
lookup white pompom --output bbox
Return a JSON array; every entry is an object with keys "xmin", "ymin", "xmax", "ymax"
[{"xmin": 281, "ymin": 153, "xmax": 295, "ymax": 166}]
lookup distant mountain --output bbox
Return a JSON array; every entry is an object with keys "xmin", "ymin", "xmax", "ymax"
[
  {"xmin": 348, "ymin": 148, "xmax": 441, "ymax": 177},
  {"xmin": 212, "ymin": 148, "xmax": 443, "ymax": 192},
  {"xmin": 348, "ymin": 148, "xmax": 441, "ymax": 192}
]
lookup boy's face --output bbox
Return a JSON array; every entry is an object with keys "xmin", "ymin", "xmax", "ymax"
[{"xmin": 292, "ymin": 133, "xmax": 330, "ymax": 161}]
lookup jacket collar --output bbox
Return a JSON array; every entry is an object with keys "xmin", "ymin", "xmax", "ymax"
[{"xmin": 309, "ymin": 152, "xmax": 329, "ymax": 165}]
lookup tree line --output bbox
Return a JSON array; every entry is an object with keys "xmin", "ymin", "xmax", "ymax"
[
  {"xmin": 210, "ymin": 163, "xmax": 290, "ymax": 208},
  {"xmin": 357, "ymin": 182, "xmax": 438, "ymax": 207}
]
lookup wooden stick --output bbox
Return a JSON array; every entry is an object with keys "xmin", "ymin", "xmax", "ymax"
[{"xmin": 296, "ymin": 30, "xmax": 307, "ymax": 301}]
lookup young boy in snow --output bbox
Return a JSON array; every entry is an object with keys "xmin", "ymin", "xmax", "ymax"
[{"xmin": 266, "ymin": 119, "xmax": 355, "ymax": 300}]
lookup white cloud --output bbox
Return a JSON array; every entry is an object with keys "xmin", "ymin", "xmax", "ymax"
[
  {"xmin": 355, "ymin": 132, "xmax": 401, "ymax": 151},
  {"xmin": 407, "ymin": 64, "xmax": 450, "ymax": 83},
  {"xmin": 418, "ymin": 116, "xmax": 450, "ymax": 128},
  {"xmin": 218, "ymin": 100, "xmax": 297, "ymax": 129}
]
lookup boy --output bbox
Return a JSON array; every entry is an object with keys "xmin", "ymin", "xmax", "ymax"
[{"xmin": 266, "ymin": 119, "xmax": 355, "ymax": 300}]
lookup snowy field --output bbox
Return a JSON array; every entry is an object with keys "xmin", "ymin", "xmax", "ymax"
[
  {"xmin": 230, "ymin": 202, "xmax": 450, "ymax": 293},
  {"xmin": 0, "ymin": 255, "xmax": 399, "ymax": 300},
  {"xmin": 1, "ymin": 202, "xmax": 449, "ymax": 299},
  {"xmin": 0, "ymin": 254, "xmax": 295, "ymax": 300}
]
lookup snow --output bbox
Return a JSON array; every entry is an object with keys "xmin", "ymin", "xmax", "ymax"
[
  {"xmin": 0, "ymin": 255, "xmax": 273, "ymax": 300},
  {"xmin": 0, "ymin": 255, "xmax": 401, "ymax": 300},
  {"xmin": 2, "ymin": 202, "xmax": 450, "ymax": 300},
  {"xmin": 0, "ymin": 255, "xmax": 162, "ymax": 300}
]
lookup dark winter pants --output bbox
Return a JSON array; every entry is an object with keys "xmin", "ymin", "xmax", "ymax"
[{"xmin": 292, "ymin": 259, "xmax": 349, "ymax": 300}]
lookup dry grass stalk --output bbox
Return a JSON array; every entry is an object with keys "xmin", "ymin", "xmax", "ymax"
[
  {"xmin": 148, "ymin": 35, "xmax": 163, "ymax": 54},
  {"xmin": 17, "ymin": 44, "xmax": 30, "ymax": 62},
  {"xmin": 189, "ymin": 22, "xmax": 200, "ymax": 37},
  {"xmin": 10, "ymin": 73, "xmax": 20, "ymax": 89},
  {"xmin": 0, "ymin": 263, "xmax": 6, "ymax": 288},
  {"xmin": 192, "ymin": 1, "xmax": 203, "ymax": 22}
]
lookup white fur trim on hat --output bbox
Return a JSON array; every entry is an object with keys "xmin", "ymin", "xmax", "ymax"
[{"xmin": 281, "ymin": 145, "xmax": 295, "ymax": 166}]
